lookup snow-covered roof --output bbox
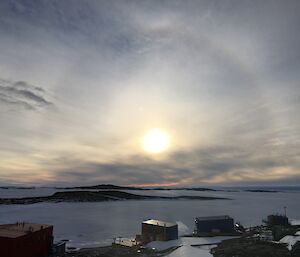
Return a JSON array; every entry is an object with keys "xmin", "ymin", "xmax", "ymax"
[
  {"xmin": 0, "ymin": 223, "xmax": 52, "ymax": 238},
  {"xmin": 143, "ymin": 219, "xmax": 177, "ymax": 227}
]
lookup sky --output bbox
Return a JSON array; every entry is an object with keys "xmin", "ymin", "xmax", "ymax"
[{"xmin": 0, "ymin": 0, "xmax": 300, "ymax": 187}]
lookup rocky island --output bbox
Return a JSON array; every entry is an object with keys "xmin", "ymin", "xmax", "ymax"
[{"xmin": 0, "ymin": 190, "xmax": 230, "ymax": 205}]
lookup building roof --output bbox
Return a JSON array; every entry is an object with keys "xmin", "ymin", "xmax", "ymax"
[
  {"xmin": 142, "ymin": 219, "xmax": 177, "ymax": 228},
  {"xmin": 0, "ymin": 222, "xmax": 52, "ymax": 238},
  {"xmin": 195, "ymin": 215, "xmax": 233, "ymax": 221}
]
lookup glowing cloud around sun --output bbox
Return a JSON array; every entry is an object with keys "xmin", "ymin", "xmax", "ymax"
[{"xmin": 142, "ymin": 129, "xmax": 170, "ymax": 154}]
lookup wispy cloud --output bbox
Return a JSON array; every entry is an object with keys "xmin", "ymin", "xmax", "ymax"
[{"xmin": 0, "ymin": 78, "xmax": 53, "ymax": 110}]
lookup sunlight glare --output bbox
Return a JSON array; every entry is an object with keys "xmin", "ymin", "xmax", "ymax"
[{"xmin": 142, "ymin": 129, "xmax": 170, "ymax": 154}]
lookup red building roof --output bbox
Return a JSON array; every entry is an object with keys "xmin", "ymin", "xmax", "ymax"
[{"xmin": 0, "ymin": 223, "xmax": 53, "ymax": 238}]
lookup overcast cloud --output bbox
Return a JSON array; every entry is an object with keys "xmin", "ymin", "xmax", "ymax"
[{"xmin": 0, "ymin": 0, "xmax": 299, "ymax": 186}]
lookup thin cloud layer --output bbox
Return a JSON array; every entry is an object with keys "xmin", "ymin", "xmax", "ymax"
[
  {"xmin": 46, "ymin": 142, "xmax": 300, "ymax": 187},
  {"xmin": 0, "ymin": 0, "xmax": 299, "ymax": 186}
]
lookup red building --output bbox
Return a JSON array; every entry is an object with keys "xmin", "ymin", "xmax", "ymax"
[
  {"xmin": 141, "ymin": 219, "xmax": 178, "ymax": 244},
  {"xmin": 0, "ymin": 222, "xmax": 53, "ymax": 257}
]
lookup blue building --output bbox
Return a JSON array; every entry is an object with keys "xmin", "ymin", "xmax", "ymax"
[{"xmin": 195, "ymin": 215, "xmax": 234, "ymax": 234}]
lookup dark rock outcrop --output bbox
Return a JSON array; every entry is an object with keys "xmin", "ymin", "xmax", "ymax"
[{"xmin": 0, "ymin": 190, "xmax": 230, "ymax": 205}]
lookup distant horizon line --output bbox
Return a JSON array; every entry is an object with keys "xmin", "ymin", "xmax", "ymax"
[{"xmin": 1, "ymin": 183, "xmax": 300, "ymax": 189}]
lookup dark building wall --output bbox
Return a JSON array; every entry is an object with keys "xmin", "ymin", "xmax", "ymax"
[
  {"xmin": 53, "ymin": 241, "xmax": 66, "ymax": 255},
  {"xmin": 165, "ymin": 225, "xmax": 178, "ymax": 241},
  {"xmin": 0, "ymin": 226, "xmax": 53, "ymax": 257},
  {"xmin": 195, "ymin": 218, "xmax": 234, "ymax": 233},
  {"xmin": 0, "ymin": 237, "xmax": 11, "ymax": 257},
  {"xmin": 142, "ymin": 223, "xmax": 178, "ymax": 243},
  {"xmin": 292, "ymin": 241, "xmax": 300, "ymax": 256},
  {"xmin": 267, "ymin": 215, "xmax": 289, "ymax": 226}
]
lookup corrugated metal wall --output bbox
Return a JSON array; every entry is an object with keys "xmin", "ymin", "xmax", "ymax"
[{"xmin": 0, "ymin": 226, "xmax": 53, "ymax": 257}]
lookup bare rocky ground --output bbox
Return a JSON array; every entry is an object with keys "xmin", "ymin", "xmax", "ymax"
[
  {"xmin": 0, "ymin": 190, "xmax": 229, "ymax": 205},
  {"xmin": 211, "ymin": 237, "xmax": 291, "ymax": 257},
  {"xmin": 56, "ymin": 239, "xmax": 295, "ymax": 257}
]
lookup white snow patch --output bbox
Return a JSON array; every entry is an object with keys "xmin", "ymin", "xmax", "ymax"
[
  {"xmin": 147, "ymin": 240, "xmax": 180, "ymax": 251},
  {"xmin": 280, "ymin": 234, "xmax": 300, "ymax": 250},
  {"xmin": 181, "ymin": 236, "xmax": 236, "ymax": 246},
  {"xmin": 146, "ymin": 236, "xmax": 236, "ymax": 251},
  {"xmin": 198, "ymin": 244, "xmax": 217, "ymax": 250},
  {"xmin": 165, "ymin": 245, "xmax": 213, "ymax": 257},
  {"xmin": 65, "ymin": 239, "xmax": 113, "ymax": 248},
  {"xmin": 176, "ymin": 221, "xmax": 190, "ymax": 235},
  {"xmin": 290, "ymin": 219, "xmax": 300, "ymax": 225}
]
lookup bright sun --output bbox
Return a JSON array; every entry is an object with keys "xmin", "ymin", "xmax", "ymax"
[{"xmin": 142, "ymin": 129, "xmax": 170, "ymax": 154}]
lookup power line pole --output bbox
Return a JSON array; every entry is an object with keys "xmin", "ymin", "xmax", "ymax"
[{"xmin": 284, "ymin": 206, "xmax": 287, "ymax": 216}]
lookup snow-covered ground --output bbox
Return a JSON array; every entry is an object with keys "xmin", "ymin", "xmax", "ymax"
[
  {"xmin": 280, "ymin": 231, "xmax": 300, "ymax": 250},
  {"xmin": 0, "ymin": 187, "xmax": 299, "ymax": 248},
  {"xmin": 290, "ymin": 219, "xmax": 300, "ymax": 225},
  {"xmin": 166, "ymin": 245, "xmax": 213, "ymax": 257},
  {"xmin": 147, "ymin": 236, "xmax": 236, "ymax": 257},
  {"xmin": 147, "ymin": 236, "xmax": 236, "ymax": 251}
]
